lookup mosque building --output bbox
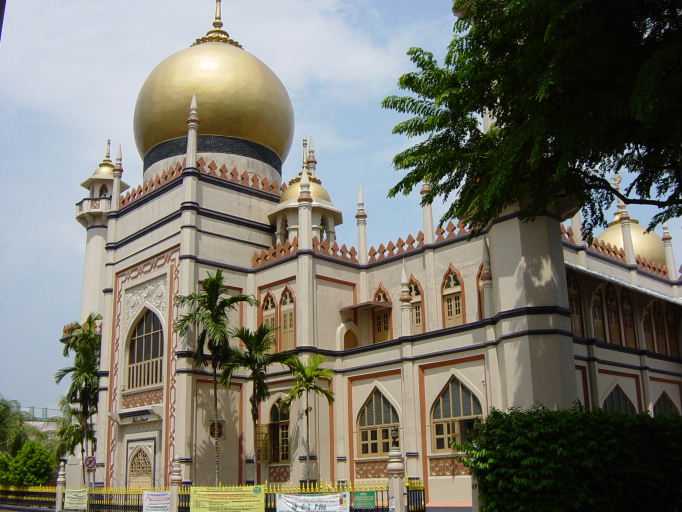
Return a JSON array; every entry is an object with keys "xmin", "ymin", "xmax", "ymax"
[{"xmin": 72, "ymin": 2, "xmax": 682, "ymax": 508}]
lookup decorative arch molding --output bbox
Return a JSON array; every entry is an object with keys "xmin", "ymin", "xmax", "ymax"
[
  {"xmin": 127, "ymin": 446, "xmax": 154, "ymax": 488},
  {"xmin": 122, "ymin": 275, "xmax": 168, "ymax": 335},
  {"xmin": 279, "ymin": 286, "xmax": 296, "ymax": 351},
  {"xmin": 356, "ymin": 386, "xmax": 401, "ymax": 459},
  {"xmin": 336, "ymin": 321, "xmax": 360, "ymax": 351},
  {"xmin": 373, "ymin": 283, "xmax": 392, "ymax": 304},
  {"xmin": 355, "ymin": 382, "xmax": 402, "ymax": 420},
  {"xmin": 408, "ymin": 274, "xmax": 426, "ymax": 334}
]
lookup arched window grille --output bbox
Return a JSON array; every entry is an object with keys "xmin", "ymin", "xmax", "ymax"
[
  {"xmin": 409, "ymin": 279, "xmax": 424, "ymax": 334},
  {"xmin": 591, "ymin": 290, "xmax": 606, "ymax": 341},
  {"xmin": 567, "ymin": 274, "xmax": 583, "ymax": 337},
  {"xmin": 127, "ymin": 310, "xmax": 163, "ymax": 390},
  {"xmin": 262, "ymin": 294, "xmax": 277, "ymax": 331},
  {"xmin": 357, "ymin": 389, "xmax": 399, "ymax": 457},
  {"xmin": 373, "ymin": 288, "xmax": 391, "ymax": 343},
  {"xmin": 431, "ymin": 376, "xmax": 482, "ymax": 451},
  {"xmin": 602, "ymin": 385, "xmax": 637, "ymax": 415},
  {"xmin": 442, "ymin": 269, "xmax": 464, "ymax": 328},
  {"xmin": 269, "ymin": 400, "xmax": 290, "ymax": 463},
  {"xmin": 666, "ymin": 309, "xmax": 680, "ymax": 358},
  {"xmin": 280, "ymin": 289, "xmax": 295, "ymax": 351},
  {"xmin": 620, "ymin": 292, "xmax": 637, "ymax": 349},
  {"xmin": 653, "ymin": 392, "xmax": 680, "ymax": 417},
  {"xmin": 127, "ymin": 448, "xmax": 153, "ymax": 488},
  {"xmin": 643, "ymin": 306, "xmax": 656, "ymax": 352},
  {"xmin": 606, "ymin": 286, "xmax": 622, "ymax": 346}
]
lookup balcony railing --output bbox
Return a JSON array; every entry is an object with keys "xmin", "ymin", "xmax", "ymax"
[{"xmin": 76, "ymin": 196, "xmax": 111, "ymax": 216}]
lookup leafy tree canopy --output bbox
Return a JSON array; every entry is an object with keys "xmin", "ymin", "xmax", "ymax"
[{"xmin": 383, "ymin": 0, "xmax": 682, "ymax": 236}]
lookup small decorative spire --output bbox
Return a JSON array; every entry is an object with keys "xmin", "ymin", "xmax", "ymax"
[
  {"xmin": 298, "ymin": 167, "xmax": 312, "ymax": 203},
  {"xmin": 193, "ymin": 0, "xmax": 242, "ymax": 48},
  {"xmin": 305, "ymin": 137, "xmax": 317, "ymax": 175},
  {"xmin": 104, "ymin": 139, "xmax": 111, "ymax": 161},
  {"xmin": 188, "ymin": 94, "xmax": 199, "ymax": 124},
  {"xmin": 613, "ymin": 175, "xmax": 629, "ymax": 221},
  {"xmin": 114, "ymin": 144, "xmax": 123, "ymax": 173},
  {"xmin": 663, "ymin": 225, "xmax": 672, "ymax": 242},
  {"xmin": 400, "ymin": 260, "xmax": 411, "ymax": 303}
]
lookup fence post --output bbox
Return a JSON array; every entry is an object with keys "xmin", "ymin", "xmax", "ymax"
[
  {"xmin": 386, "ymin": 429, "xmax": 405, "ymax": 512},
  {"xmin": 169, "ymin": 462, "xmax": 182, "ymax": 512},
  {"xmin": 471, "ymin": 475, "xmax": 479, "ymax": 512},
  {"xmin": 56, "ymin": 461, "xmax": 66, "ymax": 512}
]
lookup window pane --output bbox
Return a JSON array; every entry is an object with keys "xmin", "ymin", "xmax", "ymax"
[
  {"xmin": 451, "ymin": 380, "xmax": 461, "ymax": 417},
  {"xmin": 442, "ymin": 384, "xmax": 451, "ymax": 418},
  {"xmin": 143, "ymin": 334, "xmax": 152, "ymax": 360},
  {"xmin": 370, "ymin": 430, "xmax": 377, "ymax": 441},
  {"xmin": 382, "ymin": 398, "xmax": 391, "ymax": 425},
  {"xmin": 435, "ymin": 438, "xmax": 444, "ymax": 450},
  {"xmin": 129, "ymin": 342, "xmax": 136, "ymax": 364},
  {"xmin": 361, "ymin": 444, "xmax": 368, "ymax": 455},
  {"xmin": 472, "ymin": 395, "xmax": 482, "ymax": 416},
  {"xmin": 136, "ymin": 338, "xmax": 143, "ymax": 362},
  {"xmin": 361, "ymin": 430, "xmax": 368, "ymax": 442},
  {"xmin": 366, "ymin": 397, "xmax": 374, "ymax": 426},
  {"xmin": 433, "ymin": 399, "xmax": 441, "ymax": 420},
  {"xmin": 462, "ymin": 388, "xmax": 472, "ymax": 416}
]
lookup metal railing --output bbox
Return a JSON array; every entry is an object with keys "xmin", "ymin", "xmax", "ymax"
[{"xmin": 0, "ymin": 486, "xmax": 56, "ymax": 509}]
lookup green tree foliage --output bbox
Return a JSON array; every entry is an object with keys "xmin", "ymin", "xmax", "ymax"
[
  {"xmin": 383, "ymin": 0, "xmax": 682, "ymax": 235},
  {"xmin": 55, "ymin": 313, "xmax": 102, "ymax": 484},
  {"xmin": 285, "ymin": 355, "xmax": 334, "ymax": 481},
  {"xmin": 0, "ymin": 398, "xmax": 29, "ymax": 456},
  {"xmin": 174, "ymin": 269, "xmax": 255, "ymax": 485},
  {"xmin": 230, "ymin": 325, "xmax": 292, "ymax": 484},
  {"xmin": 0, "ymin": 441, "xmax": 54, "ymax": 486},
  {"xmin": 460, "ymin": 407, "xmax": 682, "ymax": 511}
]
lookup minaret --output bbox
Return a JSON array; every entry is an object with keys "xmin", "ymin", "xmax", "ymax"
[
  {"xmin": 77, "ymin": 141, "xmax": 116, "ymax": 320},
  {"xmin": 356, "ymin": 187, "xmax": 369, "ymax": 301},
  {"xmin": 399, "ymin": 261, "xmax": 412, "ymax": 337},
  {"xmin": 614, "ymin": 177, "xmax": 636, "ymax": 267},
  {"xmin": 663, "ymin": 226, "xmax": 678, "ymax": 281},
  {"xmin": 112, "ymin": 145, "xmax": 124, "ymax": 209}
]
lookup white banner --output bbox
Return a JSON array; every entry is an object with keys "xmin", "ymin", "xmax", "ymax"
[
  {"xmin": 63, "ymin": 489, "xmax": 88, "ymax": 511},
  {"xmin": 276, "ymin": 493, "xmax": 350, "ymax": 512},
  {"xmin": 143, "ymin": 491, "xmax": 171, "ymax": 512}
]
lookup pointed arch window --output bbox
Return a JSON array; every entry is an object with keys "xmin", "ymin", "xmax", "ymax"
[
  {"xmin": 127, "ymin": 448, "xmax": 153, "ymax": 488},
  {"xmin": 409, "ymin": 278, "xmax": 424, "ymax": 334},
  {"xmin": 605, "ymin": 286, "xmax": 622, "ymax": 346},
  {"xmin": 431, "ymin": 376, "xmax": 482, "ymax": 451},
  {"xmin": 99, "ymin": 185, "xmax": 109, "ymax": 198},
  {"xmin": 269, "ymin": 400, "xmax": 290, "ymax": 463},
  {"xmin": 357, "ymin": 389, "xmax": 399, "ymax": 457},
  {"xmin": 280, "ymin": 289, "xmax": 295, "ymax": 351},
  {"xmin": 442, "ymin": 269, "xmax": 464, "ymax": 328},
  {"xmin": 653, "ymin": 392, "xmax": 680, "ymax": 417},
  {"xmin": 127, "ymin": 310, "xmax": 163, "ymax": 390},
  {"xmin": 567, "ymin": 273, "xmax": 583, "ymax": 337},
  {"xmin": 654, "ymin": 302, "xmax": 668, "ymax": 355},
  {"xmin": 643, "ymin": 306, "xmax": 656, "ymax": 352},
  {"xmin": 262, "ymin": 294, "xmax": 277, "ymax": 331},
  {"xmin": 591, "ymin": 290, "xmax": 606, "ymax": 341},
  {"xmin": 602, "ymin": 385, "xmax": 637, "ymax": 415},
  {"xmin": 620, "ymin": 292, "xmax": 637, "ymax": 349},
  {"xmin": 373, "ymin": 288, "xmax": 392, "ymax": 343}
]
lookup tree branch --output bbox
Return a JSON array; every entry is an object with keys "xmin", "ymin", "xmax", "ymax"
[{"xmin": 587, "ymin": 176, "xmax": 679, "ymax": 208}]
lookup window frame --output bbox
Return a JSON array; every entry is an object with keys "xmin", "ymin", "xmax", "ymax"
[
  {"xmin": 430, "ymin": 376, "xmax": 483, "ymax": 453},
  {"xmin": 442, "ymin": 268, "xmax": 464, "ymax": 328},
  {"xmin": 126, "ymin": 310, "xmax": 164, "ymax": 392},
  {"xmin": 356, "ymin": 389, "xmax": 400, "ymax": 458},
  {"xmin": 280, "ymin": 288, "xmax": 296, "ymax": 351},
  {"xmin": 269, "ymin": 400, "xmax": 290, "ymax": 464}
]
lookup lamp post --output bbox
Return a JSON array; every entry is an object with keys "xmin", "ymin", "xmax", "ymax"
[{"xmin": 387, "ymin": 427, "xmax": 405, "ymax": 512}]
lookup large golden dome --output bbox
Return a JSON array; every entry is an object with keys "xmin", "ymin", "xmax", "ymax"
[
  {"xmin": 596, "ymin": 215, "xmax": 666, "ymax": 265},
  {"xmin": 133, "ymin": 10, "xmax": 294, "ymax": 165}
]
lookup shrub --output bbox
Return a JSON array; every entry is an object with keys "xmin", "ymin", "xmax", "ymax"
[
  {"xmin": 460, "ymin": 407, "xmax": 682, "ymax": 512},
  {"xmin": 8, "ymin": 441, "xmax": 54, "ymax": 486}
]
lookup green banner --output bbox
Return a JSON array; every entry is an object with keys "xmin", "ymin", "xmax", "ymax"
[
  {"xmin": 352, "ymin": 491, "xmax": 377, "ymax": 509},
  {"xmin": 190, "ymin": 486, "xmax": 265, "ymax": 512}
]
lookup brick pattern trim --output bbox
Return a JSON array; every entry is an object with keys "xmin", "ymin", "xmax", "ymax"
[
  {"xmin": 428, "ymin": 457, "xmax": 469, "ymax": 477},
  {"xmin": 268, "ymin": 465, "xmax": 290, "ymax": 483},
  {"xmin": 121, "ymin": 388, "xmax": 163, "ymax": 409},
  {"xmin": 355, "ymin": 460, "xmax": 387, "ymax": 479}
]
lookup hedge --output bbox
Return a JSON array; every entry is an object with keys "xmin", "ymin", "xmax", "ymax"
[{"xmin": 460, "ymin": 407, "xmax": 682, "ymax": 512}]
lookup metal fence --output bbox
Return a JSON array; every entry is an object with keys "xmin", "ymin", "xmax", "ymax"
[
  {"xmin": 0, "ymin": 486, "xmax": 56, "ymax": 509},
  {"xmin": 0, "ymin": 482, "xmax": 425, "ymax": 512}
]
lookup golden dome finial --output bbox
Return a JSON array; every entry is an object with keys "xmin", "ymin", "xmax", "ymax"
[
  {"xmin": 193, "ymin": 0, "xmax": 242, "ymax": 48},
  {"xmin": 101, "ymin": 139, "xmax": 113, "ymax": 165}
]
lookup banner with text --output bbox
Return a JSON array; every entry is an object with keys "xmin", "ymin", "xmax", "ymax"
[
  {"xmin": 276, "ymin": 493, "xmax": 350, "ymax": 512},
  {"xmin": 143, "ymin": 491, "xmax": 171, "ymax": 512},
  {"xmin": 190, "ymin": 486, "xmax": 265, "ymax": 512},
  {"xmin": 64, "ymin": 489, "xmax": 88, "ymax": 511}
]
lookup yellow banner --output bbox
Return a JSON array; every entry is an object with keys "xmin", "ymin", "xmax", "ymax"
[{"xmin": 190, "ymin": 486, "xmax": 265, "ymax": 512}]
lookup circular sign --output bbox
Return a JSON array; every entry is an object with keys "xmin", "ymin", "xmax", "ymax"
[{"xmin": 85, "ymin": 456, "xmax": 96, "ymax": 471}]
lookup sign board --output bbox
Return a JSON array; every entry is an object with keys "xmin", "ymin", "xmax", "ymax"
[
  {"xmin": 352, "ymin": 491, "xmax": 377, "ymax": 509},
  {"xmin": 143, "ymin": 491, "xmax": 171, "ymax": 512},
  {"xmin": 276, "ymin": 493, "xmax": 350, "ymax": 512},
  {"xmin": 64, "ymin": 489, "xmax": 88, "ymax": 511},
  {"xmin": 84, "ymin": 456, "xmax": 97, "ymax": 472},
  {"xmin": 191, "ymin": 486, "xmax": 265, "ymax": 512}
]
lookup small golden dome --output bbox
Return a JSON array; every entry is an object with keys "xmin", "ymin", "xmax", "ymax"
[
  {"xmin": 596, "ymin": 216, "xmax": 666, "ymax": 265},
  {"xmin": 280, "ymin": 172, "xmax": 332, "ymax": 204},
  {"xmin": 133, "ymin": 20, "xmax": 294, "ymax": 162}
]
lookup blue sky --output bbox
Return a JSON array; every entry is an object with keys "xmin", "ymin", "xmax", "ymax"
[{"xmin": 0, "ymin": 0, "xmax": 679, "ymax": 409}]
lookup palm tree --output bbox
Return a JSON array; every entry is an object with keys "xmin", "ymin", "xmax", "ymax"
[
  {"xmin": 55, "ymin": 313, "xmax": 101, "ymax": 485},
  {"xmin": 285, "ymin": 355, "xmax": 334, "ymax": 482},
  {"xmin": 54, "ymin": 398, "xmax": 90, "ymax": 463},
  {"xmin": 174, "ymin": 269, "xmax": 255, "ymax": 485},
  {"xmin": 230, "ymin": 325, "xmax": 292, "ymax": 484}
]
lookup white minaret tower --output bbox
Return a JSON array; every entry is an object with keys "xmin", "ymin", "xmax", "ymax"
[
  {"xmin": 76, "ymin": 140, "xmax": 128, "ymax": 320},
  {"xmin": 356, "ymin": 186, "xmax": 369, "ymax": 301}
]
